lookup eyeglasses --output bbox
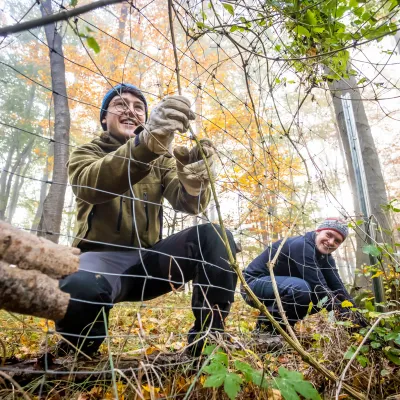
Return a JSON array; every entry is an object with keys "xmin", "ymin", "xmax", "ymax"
[{"xmin": 109, "ymin": 100, "xmax": 146, "ymax": 116}]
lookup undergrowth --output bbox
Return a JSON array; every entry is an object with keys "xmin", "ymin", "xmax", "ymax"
[{"xmin": 1, "ymin": 292, "xmax": 400, "ymax": 399}]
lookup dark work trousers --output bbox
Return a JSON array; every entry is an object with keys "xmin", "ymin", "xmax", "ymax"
[
  {"xmin": 242, "ymin": 276, "xmax": 315, "ymax": 329},
  {"xmin": 56, "ymin": 224, "xmax": 238, "ymax": 354}
]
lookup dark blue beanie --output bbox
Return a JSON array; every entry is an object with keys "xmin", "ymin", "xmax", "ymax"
[{"xmin": 100, "ymin": 84, "xmax": 148, "ymax": 131}]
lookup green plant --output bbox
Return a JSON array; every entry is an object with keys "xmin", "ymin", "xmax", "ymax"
[{"xmin": 201, "ymin": 345, "xmax": 321, "ymax": 399}]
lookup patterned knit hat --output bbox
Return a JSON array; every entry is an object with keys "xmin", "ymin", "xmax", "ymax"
[
  {"xmin": 100, "ymin": 84, "xmax": 148, "ymax": 131},
  {"xmin": 316, "ymin": 218, "xmax": 348, "ymax": 240}
]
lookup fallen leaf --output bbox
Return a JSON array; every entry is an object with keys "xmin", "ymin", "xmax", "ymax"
[{"xmin": 268, "ymin": 388, "xmax": 282, "ymax": 400}]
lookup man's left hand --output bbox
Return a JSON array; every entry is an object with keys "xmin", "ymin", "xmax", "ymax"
[{"xmin": 173, "ymin": 139, "xmax": 216, "ymax": 196}]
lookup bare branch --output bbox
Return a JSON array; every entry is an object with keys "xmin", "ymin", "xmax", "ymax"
[{"xmin": 0, "ymin": 0, "xmax": 126, "ymax": 37}]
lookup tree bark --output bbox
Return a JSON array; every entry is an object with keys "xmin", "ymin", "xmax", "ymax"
[
  {"xmin": 0, "ymin": 221, "xmax": 79, "ymax": 279},
  {"xmin": 31, "ymin": 156, "xmax": 50, "ymax": 232},
  {"xmin": 37, "ymin": 0, "xmax": 70, "ymax": 243},
  {"xmin": 0, "ymin": 262, "xmax": 69, "ymax": 321}
]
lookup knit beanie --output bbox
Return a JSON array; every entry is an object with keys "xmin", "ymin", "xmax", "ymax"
[
  {"xmin": 316, "ymin": 218, "xmax": 348, "ymax": 240},
  {"xmin": 100, "ymin": 84, "xmax": 148, "ymax": 131}
]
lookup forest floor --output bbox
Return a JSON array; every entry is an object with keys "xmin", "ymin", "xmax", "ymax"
[{"xmin": 0, "ymin": 293, "xmax": 398, "ymax": 399}]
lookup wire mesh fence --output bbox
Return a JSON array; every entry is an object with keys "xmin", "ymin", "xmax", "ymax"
[{"xmin": 1, "ymin": 0, "xmax": 400, "ymax": 399}]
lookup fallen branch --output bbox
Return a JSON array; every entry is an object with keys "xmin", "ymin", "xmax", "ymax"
[
  {"xmin": 1, "ymin": 336, "xmax": 284, "ymax": 384},
  {"xmin": 0, "ymin": 370, "xmax": 32, "ymax": 400},
  {"xmin": 0, "ymin": 262, "xmax": 70, "ymax": 321},
  {"xmin": 0, "ymin": 221, "xmax": 79, "ymax": 279}
]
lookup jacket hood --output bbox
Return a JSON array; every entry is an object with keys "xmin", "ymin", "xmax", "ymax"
[{"xmin": 305, "ymin": 231, "xmax": 316, "ymax": 246}]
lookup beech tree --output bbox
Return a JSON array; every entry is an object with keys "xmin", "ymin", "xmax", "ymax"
[{"xmin": 37, "ymin": 0, "xmax": 71, "ymax": 243}]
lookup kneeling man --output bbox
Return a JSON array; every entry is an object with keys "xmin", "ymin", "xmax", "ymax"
[{"xmin": 242, "ymin": 218, "xmax": 360, "ymax": 332}]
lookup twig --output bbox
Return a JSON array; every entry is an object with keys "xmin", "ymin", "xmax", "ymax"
[
  {"xmin": 183, "ymin": 345, "xmax": 220, "ymax": 400},
  {"xmin": 335, "ymin": 310, "xmax": 400, "ymax": 399},
  {"xmin": 0, "ymin": 0, "xmax": 126, "ymax": 37},
  {"xmin": 266, "ymin": 210, "xmax": 304, "ymax": 345},
  {"xmin": 114, "ymin": 368, "xmax": 145, "ymax": 400},
  {"xmin": 168, "ymin": 0, "xmax": 181, "ymax": 94},
  {"xmin": 0, "ymin": 337, "xmax": 6, "ymax": 367},
  {"xmin": 0, "ymin": 370, "xmax": 32, "ymax": 400}
]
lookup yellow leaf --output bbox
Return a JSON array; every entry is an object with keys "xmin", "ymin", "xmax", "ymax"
[
  {"xmin": 142, "ymin": 384, "xmax": 160, "ymax": 393},
  {"xmin": 371, "ymin": 271, "xmax": 384, "ymax": 279},
  {"xmin": 341, "ymin": 300, "xmax": 353, "ymax": 308},
  {"xmin": 145, "ymin": 346, "xmax": 158, "ymax": 355}
]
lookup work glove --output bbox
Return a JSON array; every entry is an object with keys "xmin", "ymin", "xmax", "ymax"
[
  {"xmin": 173, "ymin": 139, "xmax": 216, "ymax": 196},
  {"xmin": 141, "ymin": 95, "xmax": 195, "ymax": 155}
]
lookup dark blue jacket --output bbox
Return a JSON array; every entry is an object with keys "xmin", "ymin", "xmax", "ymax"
[{"xmin": 243, "ymin": 232, "xmax": 352, "ymax": 302}]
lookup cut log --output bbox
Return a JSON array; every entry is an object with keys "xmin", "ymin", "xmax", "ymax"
[
  {"xmin": 0, "ymin": 262, "xmax": 70, "ymax": 321},
  {"xmin": 0, "ymin": 221, "xmax": 79, "ymax": 279}
]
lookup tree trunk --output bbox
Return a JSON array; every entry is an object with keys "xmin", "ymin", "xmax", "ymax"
[
  {"xmin": 0, "ymin": 140, "xmax": 16, "ymax": 220},
  {"xmin": 117, "ymin": 3, "xmax": 128, "ymax": 42},
  {"xmin": 0, "ymin": 84, "xmax": 36, "ymax": 220},
  {"xmin": 6, "ymin": 139, "xmax": 35, "ymax": 222},
  {"xmin": 259, "ymin": 217, "xmax": 269, "ymax": 246},
  {"xmin": 328, "ymin": 73, "xmax": 390, "ymax": 232},
  {"xmin": 31, "ymin": 161, "xmax": 50, "ymax": 232},
  {"xmin": 327, "ymin": 65, "xmax": 391, "ymax": 288},
  {"xmin": 7, "ymin": 154, "xmax": 32, "ymax": 223},
  {"xmin": 2, "ymin": 138, "xmax": 35, "ymax": 222},
  {"xmin": 37, "ymin": 0, "xmax": 70, "ymax": 243},
  {"xmin": 6, "ymin": 164, "xmax": 22, "ymax": 223}
]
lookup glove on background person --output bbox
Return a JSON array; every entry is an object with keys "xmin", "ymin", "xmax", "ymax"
[{"xmin": 141, "ymin": 95, "xmax": 196, "ymax": 155}]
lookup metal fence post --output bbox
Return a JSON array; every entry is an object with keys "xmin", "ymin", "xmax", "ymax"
[{"xmin": 342, "ymin": 93, "xmax": 386, "ymax": 309}]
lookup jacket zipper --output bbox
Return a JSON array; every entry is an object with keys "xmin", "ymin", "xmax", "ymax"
[
  {"xmin": 116, "ymin": 196, "xmax": 123, "ymax": 232},
  {"xmin": 143, "ymin": 191, "xmax": 149, "ymax": 231},
  {"xmin": 130, "ymin": 198, "xmax": 135, "ymax": 246}
]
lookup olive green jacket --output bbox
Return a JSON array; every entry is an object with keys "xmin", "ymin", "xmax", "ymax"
[{"xmin": 68, "ymin": 132, "xmax": 211, "ymax": 251}]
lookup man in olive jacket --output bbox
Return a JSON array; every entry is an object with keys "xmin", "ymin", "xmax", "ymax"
[{"xmin": 57, "ymin": 84, "xmax": 238, "ymax": 356}]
